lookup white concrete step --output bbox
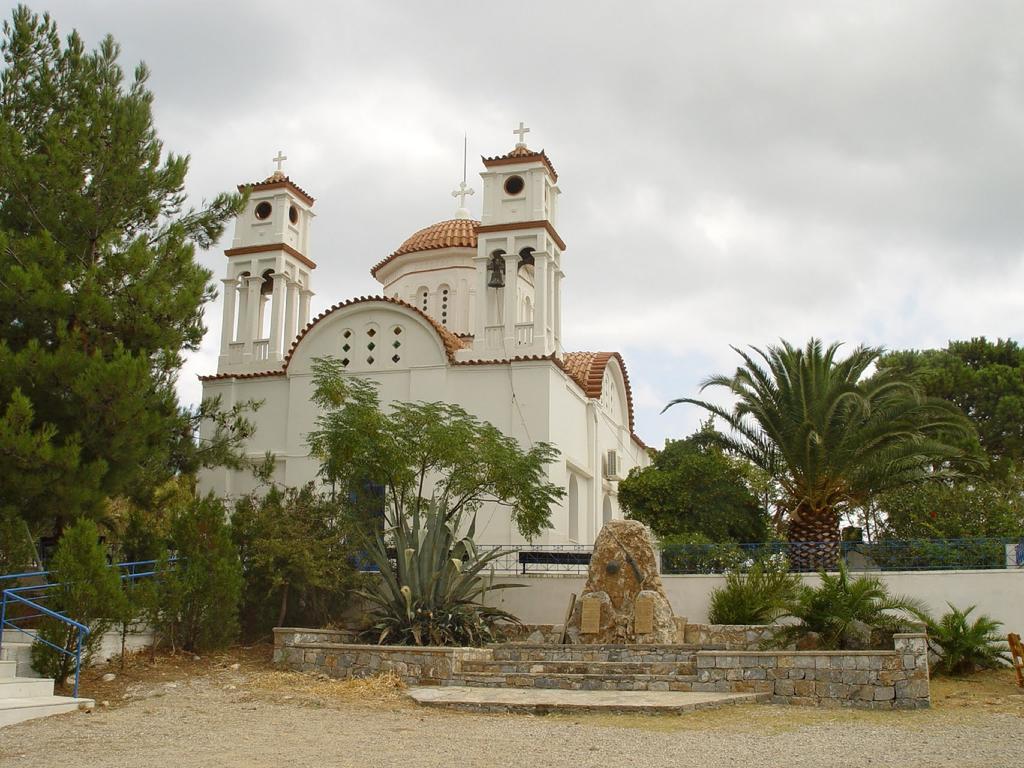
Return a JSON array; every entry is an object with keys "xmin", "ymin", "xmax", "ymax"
[
  {"xmin": 0, "ymin": 641, "xmax": 41, "ymax": 678},
  {"xmin": 0, "ymin": 695, "xmax": 93, "ymax": 728},
  {"xmin": 0, "ymin": 660, "xmax": 16, "ymax": 679},
  {"xmin": 0, "ymin": 676, "xmax": 54, "ymax": 699}
]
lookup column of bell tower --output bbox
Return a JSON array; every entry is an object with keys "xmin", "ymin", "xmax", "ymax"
[
  {"xmin": 217, "ymin": 160, "xmax": 317, "ymax": 374},
  {"xmin": 458, "ymin": 126, "xmax": 565, "ymax": 362}
]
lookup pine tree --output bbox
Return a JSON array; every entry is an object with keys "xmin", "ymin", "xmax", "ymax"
[{"xmin": 0, "ymin": 7, "xmax": 250, "ymax": 535}]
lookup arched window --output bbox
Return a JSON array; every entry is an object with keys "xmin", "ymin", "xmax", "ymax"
[
  {"xmin": 602, "ymin": 495, "xmax": 613, "ymax": 527},
  {"xmin": 568, "ymin": 475, "xmax": 579, "ymax": 542}
]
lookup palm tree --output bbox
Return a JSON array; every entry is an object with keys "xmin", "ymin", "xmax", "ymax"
[{"xmin": 666, "ymin": 339, "xmax": 976, "ymax": 570}]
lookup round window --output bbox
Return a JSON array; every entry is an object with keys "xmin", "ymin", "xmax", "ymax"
[
  {"xmin": 503, "ymin": 175, "xmax": 525, "ymax": 195},
  {"xmin": 254, "ymin": 201, "xmax": 272, "ymax": 220},
  {"xmin": 289, "ymin": 204, "xmax": 299, "ymax": 224}
]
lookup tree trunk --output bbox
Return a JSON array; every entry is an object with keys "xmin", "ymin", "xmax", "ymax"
[
  {"xmin": 277, "ymin": 583, "xmax": 289, "ymax": 629},
  {"xmin": 787, "ymin": 511, "xmax": 841, "ymax": 572}
]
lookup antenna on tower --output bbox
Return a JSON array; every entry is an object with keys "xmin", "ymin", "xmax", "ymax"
[{"xmin": 452, "ymin": 133, "xmax": 474, "ymax": 219}]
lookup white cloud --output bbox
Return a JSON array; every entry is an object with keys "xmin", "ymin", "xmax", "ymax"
[{"xmin": 28, "ymin": 0, "xmax": 1024, "ymax": 448}]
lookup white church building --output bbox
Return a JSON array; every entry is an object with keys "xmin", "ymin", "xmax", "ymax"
[{"xmin": 198, "ymin": 127, "xmax": 650, "ymax": 546}]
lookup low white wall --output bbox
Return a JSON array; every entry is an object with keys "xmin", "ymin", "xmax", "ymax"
[{"xmin": 484, "ymin": 570, "xmax": 1024, "ymax": 632}]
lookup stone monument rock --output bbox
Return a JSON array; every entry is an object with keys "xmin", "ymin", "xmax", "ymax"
[{"xmin": 568, "ymin": 520, "xmax": 676, "ymax": 644}]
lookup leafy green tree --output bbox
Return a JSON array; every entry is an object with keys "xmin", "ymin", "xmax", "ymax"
[
  {"xmin": 232, "ymin": 484, "xmax": 361, "ymax": 638},
  {"xmin": 667, "ymin": 339, "xmax": 976, "ymax": 570},
  {"xmin": 878, "ymin": 337, "xmax": 1024, "ymax": 476},
  {"xmin": 0, "ymin": 7, "xmax": 250, "ymax": 533},
  {"xmin": 619, "ymin": 421, "xmax": 770, "ymax": 542},
  {"xmin": 30, "ymin": 518, "xmax": 128, "ymax": 683},
  {"xmin": 307, "ymin": 358, "xmax": 565, "ymax": 540},
  {"xmin": 155, "ymin": 493, "xmax": 242, "ymax": 652},
  {"xmin": 876, "ymin": 468, "xmax": 1024, "ymax": 540}
]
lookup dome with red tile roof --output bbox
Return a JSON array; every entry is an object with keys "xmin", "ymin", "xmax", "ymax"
[{"xmin": 370, "ymin": 218, "xmax": 478, "ymax": 278}]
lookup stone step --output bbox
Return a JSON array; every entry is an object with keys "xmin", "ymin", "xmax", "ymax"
[
  {"xmin": 0, "ymin": 695, "xmax": 93, "ymax": 728},
  {"xmin": 409, "ymin": 685, "xmax": 768, "ymax": 715},
  {"xmin": 461, "ymin": 659, "xmax": 697, "ymax": 676},
  {"xmin": 450, "ymin": 671, "xmax": 699, "ymax": 692},
  {"xmin": 0, "ymin": 660, "xmax": 16, "ymax": 680},
  {"xmin": 0, "ymin": 676, "xmax": 54, "ymax": 699},
  {"xmin": 490, "ymin": 643, "xmax": 700, "ymax": 663}
]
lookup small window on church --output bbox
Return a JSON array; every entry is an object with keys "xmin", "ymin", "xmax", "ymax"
[
  {"xmin": 504, "ymin": 175, "xmax": 525, "ymax": 196},
  {"xmin": 254, "ymin": 201, "xmax": 272, "ymax": 220},
  {"xmin": 288, "ymin": 205, "xmax": 299, "ymax": 224}
]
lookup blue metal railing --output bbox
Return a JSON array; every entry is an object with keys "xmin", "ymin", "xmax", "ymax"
[
  {"xmin": 0, "ymin": 559, "xmax": 173, "ymax": 698},
  {"xmin": 660, "ymin": 538, "xmax": 1024, "ymax": 574}
]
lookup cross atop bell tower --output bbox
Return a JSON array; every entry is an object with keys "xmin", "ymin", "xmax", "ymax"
[
  {"xmin": 458, "ymin": 124, "xmax": 565, "ymax": 362},
  {"xmin": 216, "ymin": 156, "xmax": 317, "ymax": 374}
]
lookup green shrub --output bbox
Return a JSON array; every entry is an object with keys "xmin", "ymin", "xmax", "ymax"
[
  {"xmin": 154, "ymin": 494, "xmax": 242, "ymax": 652},
  {"xmin": 30, "ymin": 519, "xmax": 128, "ymax": 683},
  {"xmin": 912, "ymin": 604, "xmax": 1009, "ymax": 675},
  {"xmin": 773, "ymin": 565, "xmax": 923, "ymax": 650},
  {"xmin": 232, "ymin": 484, "xmax": 362, "ymax": 640},
  {"xmin": 357, "ymin": 501, "xmax": 520, "ymax": 646},
  {"xmin": 707, "ymin": 561, "xmax": 801, "ymax": 624}
]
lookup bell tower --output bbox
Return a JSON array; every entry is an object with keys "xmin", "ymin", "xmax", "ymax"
[
  {"xmin": 460, "ymin": 123, "xmax": 565, "ymax": 361},
  {"xmin": 217, "ymin": 152, "xmax": 317, "ymax": 374}
]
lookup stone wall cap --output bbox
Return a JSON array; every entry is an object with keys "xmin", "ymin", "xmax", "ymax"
[
  {"xmin": 696, "ymin": 650, "xmax": 899, "ymax": 657},
  {"xmin": 280, "ymin": 641, "xmax": 482, "ymax": 653},
  {"xmin": 892, "ymin": 633, "xmax": 928, "ymax": 639}
]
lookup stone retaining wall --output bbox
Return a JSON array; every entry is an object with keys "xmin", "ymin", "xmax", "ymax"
[
  {"xmin": 693, "ymin": 633, "xmax": 930, "ymax": 709},
  {"xmin": 273, "ymin": 628, "xmax": 490, "ymax": 685},
  {"xmin": 684, "ymin": 623, "xmax": 780, "ymax": 650},
  {"xmin": 273, "ymin": 627, "xmax": 930, "ymax": 709}
]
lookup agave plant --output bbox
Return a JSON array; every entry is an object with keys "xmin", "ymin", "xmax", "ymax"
[
  {"xmin": 911, "ymin": 604, "xmax": 1009, "ymax": 675},
  {"xmin": 707, "ymin": 561, "xmax": 802, "ymax": 625},
  {"xmin": 773, "ymin": 564, "xmax": 924, "ymax": 650},
  {"xmin": 355, "ymin": 500, "xmax": 522, "ymax": 646}
]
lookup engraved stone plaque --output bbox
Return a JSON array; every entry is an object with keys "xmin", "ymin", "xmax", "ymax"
[
  {"xmin": 580, "ymin": 597, "xmax": 602, "ymax": 634},
  {"xmin": 634, "ymin": 594, "xmax": 654, "ymax": 635}
]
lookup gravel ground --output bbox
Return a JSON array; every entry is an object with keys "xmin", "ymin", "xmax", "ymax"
[{"xmin": 1, "ymin": 655, "xmax": 1022, "ymax": 768}]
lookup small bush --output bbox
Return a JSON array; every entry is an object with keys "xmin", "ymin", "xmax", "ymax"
[
  {"xmin": 30, "ymin": 519, "xmax": 128, "ymax": 682},
  {"xmin": 154, "ymin": 494, "xmax": 242, "ymax": 652},
  {"xmin": 773, "ymin": 565, "xmax": 923, "ymax": 650},
  {"xmin": 913, "ymin": 604, "xmax": 1009, "ymax": 675},
  {"xmin": 708, "ymin": 561, "xmax": 801, "ymax": 624}
]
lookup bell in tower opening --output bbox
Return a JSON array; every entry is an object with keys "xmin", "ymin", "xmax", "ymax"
[{"xmin": 486, "ymin": 252, "xmax": 506, "ymax": 288}]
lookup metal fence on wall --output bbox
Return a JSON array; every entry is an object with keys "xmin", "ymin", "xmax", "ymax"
[{"xmin": 475, "ymin": 538, "xmax": 1024, "ymax": 576}]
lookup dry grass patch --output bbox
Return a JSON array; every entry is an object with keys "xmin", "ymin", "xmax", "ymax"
[{"xmin": 247, "ymin": 668, "xmax": 407, "ymax": 704}]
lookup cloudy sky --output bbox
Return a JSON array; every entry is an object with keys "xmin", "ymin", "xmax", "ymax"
[{"xmin": 30, "ymin": 0, "xmax": 1024, "ymax": 447}]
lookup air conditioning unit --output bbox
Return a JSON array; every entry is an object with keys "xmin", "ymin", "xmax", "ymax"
[{"xmin": 604, "ymin": 449, "xmax": 620, "ymax": 480}]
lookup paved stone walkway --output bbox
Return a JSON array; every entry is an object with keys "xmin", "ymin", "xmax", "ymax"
[{"xmin": 408, "ymin": 685, "xmax": 766, "ymax": 714}]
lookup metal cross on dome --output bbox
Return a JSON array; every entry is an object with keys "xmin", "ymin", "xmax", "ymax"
[
  {"xmin": 272, "ymin": 150, "xmax": 287, "ymax": 173},
  {"xmin": 513, "ymin": 121, "xmax": 530, "ymax": 147}
]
